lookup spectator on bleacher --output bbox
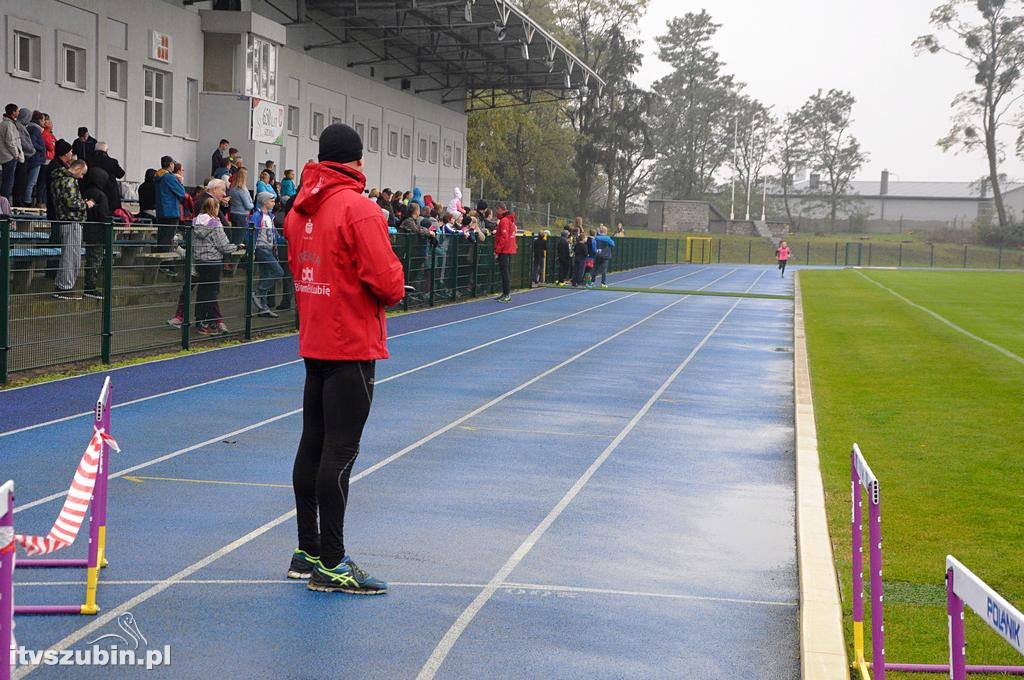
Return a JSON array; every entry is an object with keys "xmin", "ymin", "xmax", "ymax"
[
  {"xmin": 137, "ymin": 168, "xmax": 157, "ymax": 220},
  {"xmin": 411, "ymin": 186, "xmax": 426, "ymax": 212},
  {"xmin": 12, "ymin": 108, "xmax": 36, "ymax": 207},
  {"xmin": 192, "ymin": 196, "xmax": 239, "ymax": 335},
  {"xmin": 44, "ymin": 139, "xmax": 73, "ymax": 222},
  {"xmin": 213, "ymin": 157, "xmax": 232, "ymax": 181},
  {"xmin": 72, "ymin": 127, "xmax": 96, "ymax": 162},
  {"xmin": 37, "ymin": 114, "xmax": 55, "ymax": 208},
  {"xmin": 155, "ymin": 155, "xmax": 186, "ymax": 276},
  {"xmin": 23, "ymin": 111, "xmax": 46, "ymax": 208},
  {"xmin": 81, "ymin": 166, "xmax": 111, "ymax": 300},
  {"xmin": 280, "ymin": 170, "xmax": 298, "ymax": 201},
  {"xmin": 494, "ymin": 202, "xmax": 517, "ymax": 302},
  {"xmin": 52, "ymin": 159, "xmax": 93, "ymax": 300},
  {"xmin": 423, "ymin": 194, "xmax": 435, "ymax": 213},
  {"xmin": 250, "ymin": 191, "xmax": 281, "ymax": 318},
  {"xmin": 615, "ymin": 222, "xmax": 625, "ymax": 237},
  {"xmin": 228, "ymin": 167, "xmax": 253, "ymax": 246},
  {"xmin": 263, "ymin": 160, "xmax": 277, "ymax": 185},
  {"xmin": 211, "ymin": 139, "xmax": 230, "ymax": 177},
  {"xmin": 446, "ymin": 187, "xmax": 464, "ymax": 220},
  {"xmin": 256, "ymin": 170, "xmax": 277, "ymax": 199},
  {"xmin": 377, "ymin": 188, "xmax": 392, "ymax": 211},
  {"xmin": 271, "ymin": 194, "xmax": 295, "ymax": 311},
  {"xmin": 0, "ymin": 104, "xmax": 25, "ymax": 202},
  {"xmin": 89, "ymin": 143, "xmax": 125, "ymax": 213},
  {"xmin": 398, "ymin": 202, "xmax": 437, "ymax": 243}
]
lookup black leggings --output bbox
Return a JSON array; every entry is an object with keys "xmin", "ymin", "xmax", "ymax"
[
  {"xmin": 498, "ymin": 252, "xmax": 511, "ymax": 296},
  {"xmin": 778, "ymin": 259, "xmax": 788, "ymax": 274},
  {"xmin": 292, "ymin": 358, "xmax": 375, "ymax": 568}
]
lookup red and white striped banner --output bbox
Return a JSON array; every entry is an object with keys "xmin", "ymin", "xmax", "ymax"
[{"xmin": 11, "ymin": 429, "xmax": 119, "ymax": 556}]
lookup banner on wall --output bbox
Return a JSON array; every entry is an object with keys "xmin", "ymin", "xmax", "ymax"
[{"xmin": 251, "ymin": 98, "xmax": 285, "ymax": 145}]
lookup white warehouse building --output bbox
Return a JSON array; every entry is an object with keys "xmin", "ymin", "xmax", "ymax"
[{"xmin": 0, "ymin": 0, "xmax": 599, "ymax": 198}]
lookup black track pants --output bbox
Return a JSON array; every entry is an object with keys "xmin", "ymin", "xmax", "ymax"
[{"xmin": 292, "ymin": 358, "xmax": 375, "ymax": 568}]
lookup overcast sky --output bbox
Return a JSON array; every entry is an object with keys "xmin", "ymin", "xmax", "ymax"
[{"xmin": 633, "ymin": 0, "xmax": 1024, "ymax": 183}]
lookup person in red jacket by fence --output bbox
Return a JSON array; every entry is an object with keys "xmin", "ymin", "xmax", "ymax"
[
  {"xmin": 282, "ymin": 123, "xmax": 405, "ymax": 595},
  {"xmin": 493, "ymin": 201, "xmax": 517, "ymax": 302}
]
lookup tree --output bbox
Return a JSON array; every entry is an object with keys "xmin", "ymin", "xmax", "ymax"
[
  {"xmin": 609, "ymin": 85, "xmax": 656, "ymax": 221},
  {"xmin": 914, "ymin": 0, "xmax": 1024, "ymax": 228},
  {"xmin": 649, "ymin": 11, "xmax": 738, "ymax": 200},
  {"xmin": 550, "ymin": 0, "xmax": 649, "ymax": 215},
  {"xmin": 773, "ymin": 112, "xmax": 809, "ymax": 221},
  {"xmin": 731, "ymin": 97, "xmax": 774, "ymax": 220},
  {"xmin": 793, "ymin": 89, "xmax": 867, "ymax": 225}
]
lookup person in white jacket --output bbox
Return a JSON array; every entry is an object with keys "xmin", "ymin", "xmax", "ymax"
[
  {"xmin": 446, "ymin": 187, "xmax": 463, "ymax": 220},
  {"xmin": 0, "ymin": 104, "xmax": 25, "ymax": 202}
]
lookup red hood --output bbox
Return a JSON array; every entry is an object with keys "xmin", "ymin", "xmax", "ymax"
[
  {"xmin": 291, "ymin": 161, "xmax": 367, "ymax": 216},
  {"xmin": 498, "ymin": 210, "xmax": 516, "ymax": 221}
]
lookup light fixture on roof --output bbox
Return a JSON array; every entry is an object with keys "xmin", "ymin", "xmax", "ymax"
[
  {"xmin": 492, "ymin": 21, "xmax": 507, "ymax": 41},
  {"xmin": 520, "ymin": 41, "xmax": 529, "ymax": 60},
  {"xmin": 564, "ymin": 72, "xmax": 572, "ymax": 88},
  {"xmin": 464, "ymin": 0, "xmax": 473, "ymax": 22},
  {"xmin": 545, "ymin": 39, "xmax": 557, "ymax": 72}
]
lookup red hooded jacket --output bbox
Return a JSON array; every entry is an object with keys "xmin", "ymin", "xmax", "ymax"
[
  {"xmin": 494, "ymin": 209, "xmax": 517, "ymax": 254},
  {"xmin": 283, "ymin": 161, "xmax": 405, "ymax": 361}
]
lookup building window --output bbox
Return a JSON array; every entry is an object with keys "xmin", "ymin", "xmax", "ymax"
[
  {"xmin": 388, "ymin": 129, "xmax": 399, "ymax": 156},
  {"xmin": 61, "ymin": 44, "xmax": 86, "ymax": 90},
  {"xmin": 107, "ymin": 58, "xmax": 126, "ymax": 98},
  {"xmin": 417, "ymin": 136, "xmax": 427, "ymax": 162},
  {"xmin": 186, "ymin": 78, "xmax": 198, "ymax": 139},
  {"xmin": 287, "ymin": 106, "xmax": 299, "ymax": 135},
  {"xmin": 143, "ymin": 67, "xmax": 169, "ymax": 132},
  {"xmin": 401, "ymin": 132, "xmax": 411, "ymax": 159},
  {"xmin": 443, "ymin": 143, "xmax": 453, "ymax": 167},
  {"xmin": 354, "ymin": 121, "xmax": 365, "ymax": 141},
  {"xmin": 244, "ymin": 33, "xmax": 277, "ymax": 101},
  {"xmin": 311, "ymin": 110, "xmax": 325, "ymax": 139},
  {"xmin": 12, "ymin": 31, "xmax": 41, "ymax": 80},
  {"xmin": 368, "ymin": 124, "xmax": 380, "ymax": 152},
  {"xmin": 454, "ymin": 144, "xmax": 463, "ymax": 169},
  {"xmin": 429, "ymin": 139, "xmax": 438, "ymax": 165}
]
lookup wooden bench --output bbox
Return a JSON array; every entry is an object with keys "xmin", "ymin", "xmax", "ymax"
[
  {"xmin": 140, "ymin": 251, "xmax": 183, "ymax": 283},
  {"xmin": 9, "ymin": 246, "xmax": 83, "ymax": 293}
]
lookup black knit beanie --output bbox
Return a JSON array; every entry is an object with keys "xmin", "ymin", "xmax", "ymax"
[{"xmin": 318, "ymin": 123, "xmax": 363, "ymax": 164}]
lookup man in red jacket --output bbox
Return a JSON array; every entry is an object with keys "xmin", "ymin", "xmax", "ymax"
[
  {"xmin": 282, "ymin": 123, "xmax": 405, "ymax": 594},
  {"xmin": 493, "ymin": 201, "xmax": 517, "ymax": 302}
]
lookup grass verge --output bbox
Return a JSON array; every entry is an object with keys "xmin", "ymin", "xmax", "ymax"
[{"xmin": 801, "ymin": 269, "xmax": 1024, "ymax": 679}]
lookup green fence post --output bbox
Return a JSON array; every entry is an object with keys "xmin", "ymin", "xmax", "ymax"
[
  {"xmin": 857, "ymin": 242, "xmax": 863, "ymax": 266},
  {"xmin": 0, "ymin": 217, "xmax": 9, "ymax": 384},
  {"xmin": 402, "ymin": 235, "xmax": 411, "ymax": 311},
  {"xmin": 182, "ymin": 226, "xmax": 194, "ymax": 350},
  {"xmin": 833, "ymin": 242, "xmax": 838, "ymax": 266},
  {"xmin": 897, "ymin": 242, "xmax": 902, "ymax": 267},
  {"xmin": 998, "ymin": 245, "xmax": 1003, "ymax": 269},
  {"xmin": 244, "ymin": 225, "xmax": 255, "ymax": 340},
  {"xmin": 717, "ymin": 238, "xmax": 722, "ymax": 263},
  {"xmin": 747, "ymin": 240, "xmax": 752, "ymax": 264},
  {"xmin": 700, "ymin": 239, "xmax": 706, "ymax": 264},
  {"xmin": 101, "ymin": 219, "xmax": 114, "ymax": 363},
  {"xmin": 805, "ymin": 242, "xmax": 810, "ymax": 265},
  {"xmin": 930, "ymin": 243, "xmax": 935, "ymax": 268},
  {"xmin": 450, "ymin": 237, "xmax": 460, "ymax": 300},
  {"xmin": 963, "ymin": 245, "xmax": 968, "ymax": 269},
  {"xmin": 428, "ymin": 245, "xmax": 436, "ymax": 307},
  {"xmin": 867, "ymin": 243, "xmax": 872, "ymax": 266},
  {"xmin": 471, "ymin": 242, "xmax": 479, "ymax": 297},
  {"xmin": 488, "ymin": 246, "xmax": 495, "ymax": 294}
]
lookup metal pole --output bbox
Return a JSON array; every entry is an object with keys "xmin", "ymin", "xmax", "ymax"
[
  {"xmin": 471, "ymin": 241, "xmax": 479, "ymax": 298},
  {"xmin": 717, "ymin": 238, "xmax": 722, "ymax": 263},
  {"xmin": 760, "ymin": 177, "xmax": 767, "ymax": 222},
  {"xmin": 747, "ymin": 240, "xmax": 752, "ymax": 264},
  {"xmin": 868, "ymin": 243, "xmax": 873, "ymax": 266},
  {"xmin": 805, "ymin": 241, "xmax": 810, "ymax": 266},
  {"xmin": 730, "ymin": 116, "xmax": 738, "ymax": 221},
  {"xmin": 998, "ymin": 245, "xmax": 1003, "ymax": 269},
  {"xmin": 948, "ymin": 569, "xmax": 967, "ymax": 680},
  {"xmin": 0, "ymin": 217, "xmax": 9, "ymax": 384},
  {"xmin": 401, "ymin": 235, "xmax": 411, "ymax": 311},
  {"xmin": 428, "ymin": 245, "xmax": 436, "ymax": 307},
  {"xmin": 244, "ymin": 225, "xmax": 255, "ymax": 340},
  {"xmin": 182, "ymin": 227, "xmax": 193, "ymax": 350},
  {"xmin": 834, "ymin": 241, "xmax": 838, "ymax": 266},
  {"xmin": 963, "ymin": 245, "xmax": 968, "ymax": 269},
  {"xmin": 852, "ymin": 450, "xmax": 866, "ymax": 670},
  {"xmin": 898, "ymin": 242, "xmax": 902, "ymax": 268},
  {"xmin": 101, "ymin": 220, "xmax": 114, "ymax": 364},
  {"xmin": 744, "ymin": 110, "xmax": 755, "ymax": 221},
  {"xmin": 869, "ymin": 478, "xmax": 886, "ymax": 679},
  {"xmin": 930, "ymin": 244, "xmax": 935, "ymax": 268}
]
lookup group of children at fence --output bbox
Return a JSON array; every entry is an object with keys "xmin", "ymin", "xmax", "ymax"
[{"xmin": 546, "ymin": 221, "xmax": 616, "ymax": 288}]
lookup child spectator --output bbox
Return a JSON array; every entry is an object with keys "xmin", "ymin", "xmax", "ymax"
[
  {"xmin": 571, "ymin": 231, "xmax": 589, "ymax": 287},
  {"xmin": 192, "ymin": 197, "xmax": 239, "ymax": 335},
  {"xmin": 250, "ymin": 192, "xmax": 282, "ymax": 318}
]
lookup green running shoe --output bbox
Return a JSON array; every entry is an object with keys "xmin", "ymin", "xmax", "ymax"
[
  {"xmin": 307, "ymin": 557, "xmax": 388, "ymax": 595},
  {"xmin": 287, "ymin": 549, "xmax": 320, "ymax": 580}
]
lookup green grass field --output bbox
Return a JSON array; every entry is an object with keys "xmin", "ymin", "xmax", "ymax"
[
  {"xmin": 623, "ymin": 229, "xmax": 1024, "ymax": 269},
  {"xmin": 801, "ymin": 269, "xmax": 1024, "ymax": 679}
]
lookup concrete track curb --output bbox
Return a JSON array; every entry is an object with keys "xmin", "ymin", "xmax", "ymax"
[{"xmin": 794, "ymin": 272, "xmax": 849, "ymax": 679}]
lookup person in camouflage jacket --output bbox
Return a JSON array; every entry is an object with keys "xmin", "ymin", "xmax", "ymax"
[
  {"xmin": 51, "ymin": 161, "xmax": 89, "ymax": 222},
  {"xmin": 51, "ymin": 159, "xmax": 93, "ymax": 299}
]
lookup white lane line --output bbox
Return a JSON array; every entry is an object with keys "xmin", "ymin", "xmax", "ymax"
[
  {"xmin": 14, "ymin": 295, "xmax": 698, "ymax": 678},
  {"xmin": 856, "ymin": 270, "xmax": 1024, "ymax": 366},
  {"xmin": 1, "ymin": 266, "xmax": 671, "ymax": 439},
  {"xmin": 415, "ymin": 278, "xmax": 760, "ymax": 680},
  {"xmin": 0, "ymin": 291, "xmax": 585, "ymax": 439},
  {"xmin": 13, "ymin": 578, "xmax": 798, "ymax": 607},
  {"xmin": 11, "ymin": 294, "xmax": 639, "ymax": 515}
]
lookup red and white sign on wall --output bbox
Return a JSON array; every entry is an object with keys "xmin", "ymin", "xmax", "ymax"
[{"xmin": 149, "ymin": 30, "xmax": 172, "ymax": 63}]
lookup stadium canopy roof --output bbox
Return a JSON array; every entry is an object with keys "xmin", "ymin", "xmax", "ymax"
[{"xmin": 298, "ymin": 0, "xmax": 604, "ymax": 110}]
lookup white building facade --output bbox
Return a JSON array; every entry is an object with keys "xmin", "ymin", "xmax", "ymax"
[{"xmin": 0, "ymin": 0, "xmax": 541, "ymax": 199}]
